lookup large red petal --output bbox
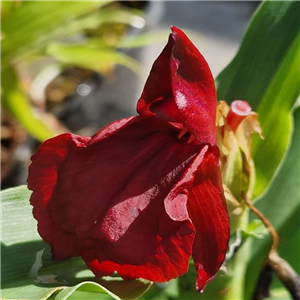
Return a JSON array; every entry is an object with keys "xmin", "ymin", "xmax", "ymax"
[
  {"xmin": 137, "ymin": 27, "xmax": 217, "ymax": 145},
  {"xmin": 28, "ymin": 133, "xmax": 90, "ymax": 259},
  {"xmin": 28, "ymin": 116, "xmax": 205, "ymax": 282},
  {"xmin": 187, "ymin": 145, "xmax": 230, "ymax": 292},
  {"xmin": 28, "ymin": 118, "xmax": 135, "ymax": 259}
]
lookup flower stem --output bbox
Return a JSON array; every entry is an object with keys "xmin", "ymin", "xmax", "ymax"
[
  {"xmin": 242, "ymin": 192, "xmax": 279, "ymax": 251},
  {"xmin": 225, "ymin": 211, "xmax": 251, "ymax": 300}
]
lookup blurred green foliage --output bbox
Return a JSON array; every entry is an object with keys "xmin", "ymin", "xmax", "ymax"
[{"xmin": 1, "ymin": 1, "xmax": 143, "ymax": 141}]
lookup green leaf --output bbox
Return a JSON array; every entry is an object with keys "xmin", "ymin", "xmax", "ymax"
[
  {"xmin": 251, "ymin": 31, "xmax": 300, "ymax": 197},
  {"xmin": 216, "ymin": 1, "xmax": 300, "ymax": 198},
  {"xmin": 72, "ymin": 7, "xmax": 144, "ymax": 31},
  {"xmin": 47, "ymin": 43, "xmax": 142, "ymax": 75},
  {"xmin": 1, "ymin": 0, "xmax": 16, "ymax": 17},
  {"xmin": 1, "ymin": 1, "xmax": 109, "ymax": 63},
  {"xmin": 244, "ymin": 106, "xmax": 300, "ymax": 298},
  {"xmin": 137, "ymin": 280, "xmax": 179, "ymax": 300},
  {"xmin": 1, "ymin": 186, "xmax": 151, "ymax": 300},
  {"xmin": 58, "ymin": 279, "xmax": 153, "ymax": 300},
  {"xmin": 53, "ymin": 282, "xmax": 121, "ymax": 300},
  {"xmin": 1, "ymin": 66, "xmax": 57, "ymax": 142},
  {"xmin": 242, "ymin": 219, "xmax": 268, "ymax": 239},
  {"xmin": 1, "ymin": 186, "xmax": 61, "ymax": 299}
]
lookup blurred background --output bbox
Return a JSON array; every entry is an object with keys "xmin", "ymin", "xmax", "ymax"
[{"xmin": 1, "ymin": 1, "xmax": 259, "ymax": 189}]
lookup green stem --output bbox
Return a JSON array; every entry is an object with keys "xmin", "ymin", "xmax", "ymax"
[{"xmin": 225, "ymin": 210, "xmax": 251, "ymax": 300}]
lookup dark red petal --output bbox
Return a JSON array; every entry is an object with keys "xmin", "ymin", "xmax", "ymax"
[
  {"xmin": 137, "ymin": 33, "xmax": 174, "ymax": 118},
  {"xmin": 28, "ymin": 116, "xmax": 204, "ymax": 282},
  {"xmin": 137, "ymin": 26, "xmax": 217, "ymax": 145},
  {"xmin": 164, "ymin": 146, "xmax": 208, "ymax": 222},
  {"xmin": 28, "ymin": 134, "xmax": 90, "ymax": 259},
  {"xmin": 27, "ymin": 117, "xmax": 134, "ymax": 260},
  {"xmin": 87, "ymin": 117, "xmax": 134, "ymax": 145},
  {"xmin": 187, "ymin": 145, "xmax": 230, "ymax": 292},
  {"xmin": 171, "ymin": 27, "xmax": 217, "ymax": 145}
]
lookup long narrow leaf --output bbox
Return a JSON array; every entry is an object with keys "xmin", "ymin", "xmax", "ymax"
[
  {"xmin": 252, "ymin": 32, "xmax": 300, "ymax": 197},
  {"xmin": 47, "ymin": 44, "xmax": 142, "ymax": 75},
  {"xmin": 1, "ymin": 66, "xmax": 57, "ymax": 142},
  {"xmin": 216, "ymin": 1, "xmax": 300, "ymax": 198},
  {"xmin": 244, "ymin": 106, "xmax": 300, "ymax": 298},
  {"xmin": 1, "ymin": 1, "xmax": 109, "ymax": 62}
]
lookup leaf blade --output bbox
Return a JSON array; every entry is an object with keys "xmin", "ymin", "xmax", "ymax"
[
  {"xmin": 1, "ymin": 66, "xmax": 57, "ymax": 142},
  {"xmin": 244, "ymin": 106, "xmax": 300, "ymax": 298},
  {"xmin": 1, "ymin": 1, "xmax": 109, "ymax": 62},
  {"xmin": 47, "ymin": 43, "xmax": 142, "ymax": 75},
  {"xmin": 216, "ymin": 1, "xmax": 300, "ymax": 198}
]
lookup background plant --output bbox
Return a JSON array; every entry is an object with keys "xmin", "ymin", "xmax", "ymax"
[{"xmin": 1, "ymin": 0, "xmax": 149, "ymax": 142}]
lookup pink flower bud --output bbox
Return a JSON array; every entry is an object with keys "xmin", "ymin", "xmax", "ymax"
[{"xmin": 226, "ymin": 100, "xmax": 252, "ymax": 132}]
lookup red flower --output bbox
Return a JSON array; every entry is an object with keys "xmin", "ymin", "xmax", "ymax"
[{"xmin": 28, "ymin": 27, "xmax": 229, "ymax": 292}]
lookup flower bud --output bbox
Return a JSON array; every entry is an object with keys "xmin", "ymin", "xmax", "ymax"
[{"xmin": 216, "ymin": 100, "xmax": 263, "ymax": 232}]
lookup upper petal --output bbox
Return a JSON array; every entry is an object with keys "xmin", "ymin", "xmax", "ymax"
[
  {"xmin": 187, "ymin": 145, "xmax": 230, "ymax": 292},
  {"xmin": 28, "ymin": 116, "xmax": 204, "ymax": 282},
  {"xmin": 137, "ymin": 27, "xmax": 217, "ymax": 145}
]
